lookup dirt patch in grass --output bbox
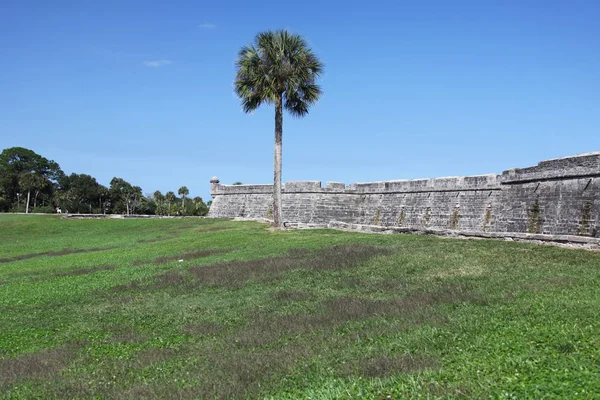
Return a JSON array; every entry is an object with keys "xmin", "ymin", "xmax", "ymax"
[
  {"xmin": 114, "ymin": 244, "xmax": 387, "ymax": 293},
  {"xmin": 49, "ymin": 247, "xmax": 114, "ymax": 257},
  {"xmin": 338, "ymin": 276, "xmax": 408, "ymax": 293},
  {"xmin": 0, "ymin": 247, "xmax": 116, "ymax": 264},
  {"xmin": 137, "ymin": 236, "xmax": 174, "ymax": 244},
  {"xmin": 0, "ymin": 344, "xmax": 79, "ymax": 388},
  {"xmin": 110, "ymin": 281, "xmax": 143, "ymax": 293},
  {"xmin": 188, "ymin": 244, "xmax": 390, "ymax": 290},
  {"xmin": 106, "ymin": 324, "xmax": 146, "ymax": 343},
  {"xmin": 195, "ymin": 226, "xmax": 231, "ymax": 233},
  {"xmin": 289, "ymin": 244, "xmax": 389, "ymax": 271},
  {"xmin": 324, "ymin": 283, "xmax": 487, "ymax": 323},
  {"xmin": 120, "ymin": 345, "xmax": 299, "ymax": 399},
  {"xmin": 152, "ymin": 249, "xmax": 233, "ymax": 264},
  {"xmin": 320, "ymin": 286, "xmax": 481, "ymax": 324},
  {"xmin": 183, "ymin": 321, "xmax": 225, "ymax": 337},
  {"xmin": 323, "ymin": 296, "xmax": 388, "ymax": 320},
  {"xmin": 129, "ymin": 248, "xmax": 234, "ymax": 268},
  {"xmin": 134, "ymin": 348, "xmax": 177, "ymax": 369},
  {"xmin": 273, "ymin": 290, "xmax": 312, "ymax": 302},
  {"xmin": 150, "ymin": 272, "xmax": 187, "ymax": 289},
  {"xmin": 234, "ymin": 284, "xmax": 488, "ymax": 348},
  {"xmin": 231, "ymin": 313, "xmax": 332, "ymax": 347},
  {"xmin": 188, "ymin": 257, "xmax": 299, "ymax": 289},
  {"xmin": 58, "ymin": 265, "xmax": 115, "ymax": 277},
  {"xmin": 195, "ymin": 347, "xmax": 301, "ymax": 399},
  {"xmin": 340, "ymin": 354, "xmax": 439, "ymax": 377}
]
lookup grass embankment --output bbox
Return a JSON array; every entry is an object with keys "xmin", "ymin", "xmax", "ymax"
[{"xmin": 0, "ymin": 215, "xmax": 598, "ymax": 399}]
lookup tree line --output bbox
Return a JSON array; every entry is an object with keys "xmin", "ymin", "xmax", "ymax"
[{"xmin": 0, "ymin": 147, "xmax": 210, "ymax": 216}]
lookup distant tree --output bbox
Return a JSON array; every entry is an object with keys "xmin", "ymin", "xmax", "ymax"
[
  {"xmin": 31, "ymin": 173, "xmax": 50, "ymax": 209},
  {"xmin": 165, "ymin": 191, "xmax": 176, "ymax": 216},
  {"xmin": 178, "ymin": 186, "xmax": 189, "ymax": 208},
  {"xmin": 232, "ymin": 181, "xmax": 243, "ymax": 185},
  {"xmin": 138, "ymin": 193, "xmax": 157, "ymax": 215},
  {"xmin": 129, "ymin": 186, "xmax": 143, "ymax": 215},
  {"xmin": 0, "ymin": 188, "xmax": 7, "ymax": 212},
  {"xmin": 19, "ymin": 172, "xmax": 36, "ymax": 214},
  {"xmin": 235, "ymin": 30, "xmax": 323, "ymax": 228},
  {"xmin": 63, "ymin": 173, "xmax": 102, "ymax": 213},
  {"xmin": 153, "ymin": 190, "xmax": 165, "ymax": 215},
  {"xmin": 0, "ymin": 147, "xmax": 63, "ymax": 213},
  {"xmin": 192, "ymin": 196, "xmax": 209, "ymax": 216},
  {"xmin": 109, "ymin": 178, "xmax": 142, "ymax": 215},
  {"xmin": 98, "ymin": 185, "xmax": 109, "ymax": 214}
]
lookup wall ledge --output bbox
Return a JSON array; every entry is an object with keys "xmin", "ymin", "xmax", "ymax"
[{"xmin": 327, "ymin": 221, "xmax": 600, "ymax": 250}]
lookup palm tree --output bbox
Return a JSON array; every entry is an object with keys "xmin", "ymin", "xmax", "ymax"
[
  {"xmin": 178, "ymin": 186, "xmax": 189, "ymax": 208},
  {"xmin": 234, "ymin": 30, "xmax": 323, "ymax": 228},
  {"xmin": 165, "ymin": 191, "xmax": 176, "ymax": 216},
  {"xmin": 192, "ymin": 196, "xmax": 202, "ymax": 215},
  {"xmin": 19, "ymin": 171, "xmax": 38, "ymax": 214},
  {"xmin": 153, "ymin": 190, "xmax": 164, "ymax": 215}
]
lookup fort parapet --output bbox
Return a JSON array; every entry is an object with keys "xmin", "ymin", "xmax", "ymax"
[{"xmin": 209, "ymin": 152, "xmax": 600, "ymax": 239}]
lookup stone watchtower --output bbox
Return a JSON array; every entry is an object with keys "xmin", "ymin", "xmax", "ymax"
[{"xmin": 210, "ymin": 176, "xmax": 220, "ymax": 197}]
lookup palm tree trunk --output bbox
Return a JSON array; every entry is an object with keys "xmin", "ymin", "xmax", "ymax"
[
  {"xmin": 273, "ymin": 96, "xmax": 283, "ymax": 228},
  {"xmin": 26, "ymin": 188, "xmax": 31, "ymax": 214}
]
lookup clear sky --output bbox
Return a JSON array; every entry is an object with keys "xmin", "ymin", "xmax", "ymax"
[{"xmin": 1, "ymin": 0, "xmax": 599, "ymax": 201}]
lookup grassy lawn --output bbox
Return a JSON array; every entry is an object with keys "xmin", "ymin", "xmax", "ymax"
[{"xmin": 0, "ymin": 214, "xmax": 599, "ymax": 399}]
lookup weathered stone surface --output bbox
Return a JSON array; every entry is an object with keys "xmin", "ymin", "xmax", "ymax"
[
  {"xmin": 208, "ymin": 152, "xmax": 600, "ymax": 239},
  {"xmin": 327, "ymin": 221, "xmax": 600, "ymax": 249}
]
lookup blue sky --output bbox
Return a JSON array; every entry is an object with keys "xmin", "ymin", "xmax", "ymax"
[{"xmin": 1, "ymin": 0, "xmax": 599, "ymax": 201}]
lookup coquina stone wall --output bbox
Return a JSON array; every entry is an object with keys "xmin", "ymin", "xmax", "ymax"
[{"xmin": 208, "ymin": 152, "xmax": 600, "ymax": 237}]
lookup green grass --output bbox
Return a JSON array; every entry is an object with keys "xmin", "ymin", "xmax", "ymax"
[{"xmin": 1, "ymin": 214, "xmax": 599, "ymax": 399}]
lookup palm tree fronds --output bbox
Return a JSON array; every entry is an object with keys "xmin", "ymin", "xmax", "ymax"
[{"xmin": 234, "ymin": 30, "xmax": 324, "ymax": 114}]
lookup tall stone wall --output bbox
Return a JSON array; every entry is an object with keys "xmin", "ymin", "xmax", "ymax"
[{"xmin": 208, "ymin": 152, "xmax": 600, "ymax": 238}]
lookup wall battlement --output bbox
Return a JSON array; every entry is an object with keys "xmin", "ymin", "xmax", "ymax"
[{"xmin": 209, "ymin": 152, "xmax": 600, "ymax": 238}]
